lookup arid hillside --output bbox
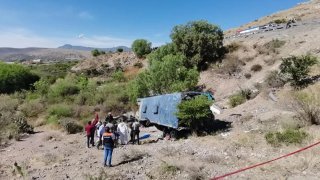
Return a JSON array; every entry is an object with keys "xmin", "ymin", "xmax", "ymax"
[{"xmin": 0, "ymin": 1, "xmax": 320, "ymax": 180}]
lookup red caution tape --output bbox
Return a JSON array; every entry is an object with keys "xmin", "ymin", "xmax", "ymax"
[{"xmin": 211, "ymin": 140, "xmax": 320, "ymax": 180}]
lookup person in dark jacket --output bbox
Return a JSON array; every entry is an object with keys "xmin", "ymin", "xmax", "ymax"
[
  {"xmin": 102, "ymin": 127, "xmax": 115, "ymax": 167},
  {"xmin": 105, "ymin": 112, "xmax": 114, "ymax": 123}
]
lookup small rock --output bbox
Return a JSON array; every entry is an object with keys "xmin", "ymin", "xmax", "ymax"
[
  {"xmin": 54, "ymin": 146, "xmax": 58, "ymax": 149},
  {"xmin": 39, "ymin": 145, "xmax": 43, "ymax": 147}
]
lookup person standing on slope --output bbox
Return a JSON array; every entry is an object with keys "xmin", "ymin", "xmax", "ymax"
[
  {"xmin": 84, "ymin": 111, "xmax": 99, "ymax": 148},
  {"xmin": 102, "ymin": 127, "xmax": 115, "ymax": 167},
  {"xmin": 97, "ymin": 121, "xmax": 106, "ymax": 150},
  {"xmin": 117, "ymin": 120, "xmax": 129, "ymax": 145}
]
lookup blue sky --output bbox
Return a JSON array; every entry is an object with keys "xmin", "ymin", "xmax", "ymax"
[{"xmin": 0, "ymin": 0, "xmax": 305, "ymax": 48}]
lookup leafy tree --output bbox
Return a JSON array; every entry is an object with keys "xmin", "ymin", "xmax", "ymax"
[
  {"xmin": 128, "ymin": 54, "xmax": 199, "ymax": 101},
  {"xmin": 170, "ymin": 20, "xmax": 224, "ymax": 69},
  {"xmin": 280, "ymin": 55, "xmax": 318, "ymax": 87},
  {"xmin": 147, "ymin": 43, "xmax": 178, "ymax": 66},
  {"xmin": 91, "ymin": 49, "xmax": 100, "ymax": 57},
  {"xmin": 0, "ymin": 62, "xmax": 39, "ymax": 93},
  {"xmin": 117, "ymin": 48, "xmax": 124, "ymax": 53},
  {"xmin": 131, "ymin": 39, "xmax": 152, "ymax": 58},
  {"xmin": 176, "ymin": 95, "xmax": 212, "ymax": 133}
]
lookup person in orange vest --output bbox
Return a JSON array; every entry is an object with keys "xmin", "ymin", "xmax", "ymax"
[{"xmin": 102, "ymin": 127, "xmax": 115, "ymax": 167}]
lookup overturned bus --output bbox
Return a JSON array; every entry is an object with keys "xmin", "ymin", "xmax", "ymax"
[{"xmin": 136, "ymin": 92, "xmax": 222, "ymax": 136}]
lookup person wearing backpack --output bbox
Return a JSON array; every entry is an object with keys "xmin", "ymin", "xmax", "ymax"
[{"xmin": 102, "ymin": 127, "xmax": 115, "ymax": 167}]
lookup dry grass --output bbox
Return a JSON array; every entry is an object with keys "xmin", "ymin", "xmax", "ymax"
[{"xmin": 124, "ymin": 66, "xmax": 141, "ymax": 80}]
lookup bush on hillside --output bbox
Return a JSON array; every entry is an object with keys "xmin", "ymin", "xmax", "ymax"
[
  {"xmin": 280, "ymin": 55, "xmax": 318, "ymax": 87},
  {"xmin": 258, "ymin": 39, "xmax": 286, "ymax": 55},
  {"xmin": 112, "ymin": 70, "xmax": 126, "ymax": 82},
  {"xmin": 171, "ymin": 20, "xmax": 224, "ymax": 69},
  {"xmin": 20, "ymin": 99, "xmax": 45, "ymax": 117},
  {"xmin": 0, "ymin": 62, "xmax": 39, "ymax": 94},
  {"xmin": 0, "ymin": 96, "xmax": 33, "ymax": 142},
  {"xmin": 265, "ymin": 70, "xmax": 286, "ymax": 88},
  {"xmin": 176, "ymin": 95, "xmax": 213, "ymax": 133},
  {"xmin": 219, "ymin": 54, "xmax": 245, "ymax": 75},
  {"xmin": 131, "ymin": 39, "xmax": 152, "ymax": 58},
  {"xmin": 226, "ymin": 42, "xmax": 244, "ymax": 53},
  {"xmin": 294, "ymin": 84, "xmax": 320, "ymax": 125},
  {"xmin": 91, "ymin": 49, "xmax": 102, "ymax": 57},
  {"xmin": 244, "ymin": 73, "xmax": 252, "ymax": 79},
  {"xmin": 251, "ymin": 64, "xmax": 262, "ymax": 72},
  {"xmin": 29, "ymin": 61, "xmax": 78, "ymax": 82},
  {"xmin": 48, "ymin": 78, "xmax": 80, "ymax": 101},
  {"xmin": 47, "ymin": 104, "xmax": 73, "ymax": 118},
  {"xmin": 228, "ymin": 89, "xmax": 253, "ymax": 107},
  {"xmin": 117, "ymin": 48, "xmax": 124, "ymax": 53},
  {"xmin": 59, "ymin": 118, "xmax": 83, "ymax": 134},
  {"xmin": 265, "ymin": 129, "xmax": 307, "ymax": 147},
  {"xmin": 273, "ymin": 19, "xmax": 287, "ymax": 24},
  {"xmin": 147, "ymin": 43, "xmax": 178, "ymax": 66}
]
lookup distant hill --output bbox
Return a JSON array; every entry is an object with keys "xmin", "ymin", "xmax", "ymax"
[
  {"xmin": 58, "ymin": 44, "xmax": 131, "ymax": 52},
  {"xmin": 0, "ymin": 47, "xmax": 90, "ymax": 62}
]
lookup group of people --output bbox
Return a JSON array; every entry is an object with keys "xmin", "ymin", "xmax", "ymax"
[{"xmin": 84, "ymin": 110, "xmax": 140, "ymax": 167}]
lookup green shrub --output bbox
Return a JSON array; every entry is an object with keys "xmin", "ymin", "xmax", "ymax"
[
  {"xmin": 273, "ymin": 19, "xmax": 287, "ymax": 24},
  {"xmin": 0, "ymin": 62, "xmax": 39, "ymax": 93},
  {"xmin": 228, "ymin": 89, "xmax": 252, "ymax": 107},
  {"xmin": 117, "ymin": 48, "xmax": 124, "ymax": 53},
  {"xmin": 280, "ymin": 55, "xmax": 318, "ymax": 87},
  {"xmin": 59, "ymin": 118, "xmax": 83, "ymax": 134},
  {"xmin": 112, "ymin": 71, "xmax": 126, "ymax": 82},
  {"xmin": 176, "ymin": 95, "xmax": 213, "ymax": 133},
  {"xmin": 34, "ymin": 78, "xmax": 50, "ymax": 97},
  {"xmin": 131, "ymin": 39, "xmax": 152, "ymax": 58},
  {"xmin": 265, "ymin": 129, "xmax": 307, "ymax": 147},
  {"xmin": 48, "ymin": 78, "xmax": 80, "ymax": 101},
  {"xmin": 29, "ymin": 61, "xmax": 77, "ymax": 81},
  {"xmin": 46, "ymin": 115, "xmax": 59, "ymax": 125},
  {"xmin": 251, "ymin": 64, "xmax": 262, "ymax": 72},
  {"xmin": 171, "ymin": 20, "xmax": 224, "ymax": 69},
  {"xmin": 91, "ymin": 49, "xmax": 101, "ymax": 57},
  {"xmin": 229, "ymin": 94, "xmax": 246, "ymax": 107},
  {"xmin": 47, "ymin": 104, "xmax": 73, "ymax": 118},
  {"xmin": 20, "ymin": 99, "xmax": 45, "ymax": 117}
]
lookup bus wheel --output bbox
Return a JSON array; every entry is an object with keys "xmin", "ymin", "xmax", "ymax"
[{"xmin": 170, "ymin": 129, "xmax": 178, "ymax": 139}]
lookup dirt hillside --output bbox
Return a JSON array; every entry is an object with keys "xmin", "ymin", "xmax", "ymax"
[{"xmin": 1, "ymin": 1, "xmax": 320, "ymax": 180}]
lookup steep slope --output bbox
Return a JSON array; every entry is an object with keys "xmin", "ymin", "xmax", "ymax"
[{"xmin": 226, "ymin": 0, "xmax": 320, "ymax": 35}]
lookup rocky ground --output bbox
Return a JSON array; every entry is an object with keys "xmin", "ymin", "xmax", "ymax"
[{"xmin": 1, "ymin": 114, "xmax": 320, "ymax": 180}]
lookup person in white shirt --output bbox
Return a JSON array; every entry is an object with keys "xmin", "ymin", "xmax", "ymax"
[
  {"xmin": 117, "ymin": 121, "xmax": 129, "ymax": 145},
  {"xmin": 97, "ymin": 122, "xmax": 106, "ymax": 150}
]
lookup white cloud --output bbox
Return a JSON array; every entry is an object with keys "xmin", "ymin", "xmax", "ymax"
[
  {"xmin": 0, "ymin": 28, "xmax": 133, "ymax": 48},
  {"xmin": 77, "ymin": 34, "xmax": 85, "ymax": 39},
  {"xmin": 78, "ymin": 11, "xmax": 94, "ymax": 20}
]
